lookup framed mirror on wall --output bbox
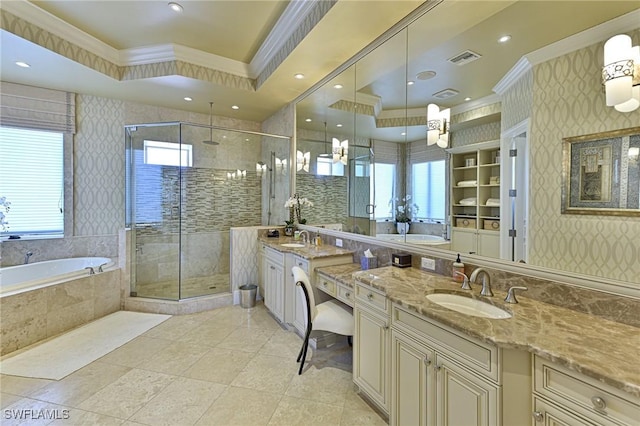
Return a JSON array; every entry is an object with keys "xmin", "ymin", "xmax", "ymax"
[{"xmin": 294, "ymin": 1, "xmax": 640, "ymax": 290}]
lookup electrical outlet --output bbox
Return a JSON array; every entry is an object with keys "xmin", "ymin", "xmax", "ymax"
[
  {"xmin": 421, "ymin": 257, "xmax": 435, "ymax": 270},
  {"xmin": 335, "ymin": 238, "xmax": 343, "ymax": 247}
]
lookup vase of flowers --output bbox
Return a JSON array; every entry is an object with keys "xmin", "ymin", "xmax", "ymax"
[
  {"xmin": 391, "ymin": 195, "xmax": 418, "ymax": 235},
  {"xmin": 0, "ymin": 196, "xmax": 11, "ymax": 232},
  {"xmin": 284, "ymin": 193, "xmax": 313, "ymax": 233}
]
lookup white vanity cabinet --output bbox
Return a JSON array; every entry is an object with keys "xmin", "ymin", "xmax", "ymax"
[
  {"xmin": 532, "ymin": 356, "xmax": 640, "ymax": 426},
  {"xmin": 353, "ymin": 280, "xmax": 391, "ymax": 415},
  {"xmin": 390, "ymin": 304, "xmax": 531, "ymax": 426},
  {"xmin": 262, "ymin": 246, "xmax": 285, "ymax": 322}
]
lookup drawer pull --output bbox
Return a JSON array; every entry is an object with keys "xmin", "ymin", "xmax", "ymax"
[
  {"xmin": 367, "ymin": 293, "xmax": 374, "ymax": 300},
  {"xmin": 591, "ymin": 396, "xmax": 607, "ymax": 411},
  {"xmin": 270, "ymin": 266, "xmax": 275, "ymax": 270},
  {"xmin": 345, "ymin": 292, "xmax": 351, "ymax": 298},
  {"xmin": 298, "ymin": 262, "xmax": 303, "ymax": 267},
  {"xmin": 532, "ymin": 411, "xmax": 544, "ymax": 422},
  {"xmin": 424, "ymin": 356, "xmax": 431, "ymax": 366},
  {"xmin": 434, "ymin": 364, "xmax": 442, "ymax": 372}
]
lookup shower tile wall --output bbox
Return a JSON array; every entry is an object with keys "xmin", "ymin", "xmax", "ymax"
[{"xmin": 295, "ymin": 173, "xmax": 348, "ymax": 226}]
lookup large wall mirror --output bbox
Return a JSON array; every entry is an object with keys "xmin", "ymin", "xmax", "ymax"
[{"xmin": 295, "ymin": 1, "xmax": 640, "ymax": 289}]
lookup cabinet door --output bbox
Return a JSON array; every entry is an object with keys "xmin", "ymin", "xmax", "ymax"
[
  {"xmin": 451, "ymin": 228, "xmax": 477, "ymax": 254},
  {"xmin": 354, "ymin": 306, "xmax": 389, "ymax": 413},
  {"xmin": 477, "ymin": 231, "xmax": 500, "ymax": 258},
  {"xmin": 264, "ymin": 259, "xmax": 284, "ymax": 321},
  {"xmin": 533, "ymin": 397, "xmax": 599, "ymax": 426},
  {"xmin": 390, "ymin": 330, "xmax": 435, "ymax": 426},
  {"xmin": 436, "ymin": 356, "xmax": 498, "ymax": 426}
]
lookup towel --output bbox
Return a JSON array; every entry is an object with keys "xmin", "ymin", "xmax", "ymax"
[
  {"xmin": 457, "ymin": 180, "xmax": 477, "ymax": 187},
  {"xmin": 485, "ymin": 198, "xmax": 500, "ymax": 206},
  {"xmin": 458, "ymin": 197, "xmax": 477, "ymax": 206}
]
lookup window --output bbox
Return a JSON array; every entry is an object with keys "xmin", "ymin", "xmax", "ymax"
[
  {"xmin": 411, "ymin": 160, "xmax": 446, "ymax": 221},
  {"xmin": 0, "ymin": 126, "xmax": 64, "ymax": 236},
  {"xmin": 371, "ymin": 163, "xmax": 396, "ymax": 220},
  {"xmin": 316, "ymin": 156, "xmax": 344, "ymax": 176},
  {"xmin": 144, "ymin": 140, "xmax": 192, "ymax": 167}
]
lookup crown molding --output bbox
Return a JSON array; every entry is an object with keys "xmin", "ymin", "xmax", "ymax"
[
  {"xmin": 451, "ymin": 93, "xmax": 501, "ymax": 115},
  {"xmin": 493, "ymin": 8, "xmax": 640, "ymax": 96},
  {"xmin": 249, "ymin": 0, "xmax": 318, "ymax": 77},
  {"xmin": 2, "ymin": 0, "xmax": 121, "ymax": 64}
]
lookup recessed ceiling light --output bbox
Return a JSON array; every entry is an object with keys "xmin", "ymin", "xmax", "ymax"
[
  {"xmin": 294, "ymin": 73, "xmax": 305, "ymax": 79},
  {"xmin": 231, "ymin": 105, "xmax": 239, "ymax": 110},
  {"xmin": 407, "ymin": 81, "xmax": 415, "ymax": 86},
  {"xmin": 401, "ymin": 132, "xmax": 406, "ymax": 136},
  {"xmin": 416, "ymin": 70, "xmax": 436, "ymax": 80},
  {"xmin": 168, "ymin": 2, "xmax": 183, "ymax": 12},
  {"xmin": 184, "ymin": 97, "xmax": 192, "ymax": 101},
  {"xmin": 464, "ymin": 97, "xmax": 472, "ymax": 101},
  {"xmin": 334, "ymin": 84, "xmax": 343, "ymax": 89},
  {"xmin": 336, "ymin": 124, "xmax": 343, "ymax": 128},
  {"xmin": 305, "ymin": 118, "xmax": 312, "ymax": 122},
  {"xmin": 15, "ymin": 61, "xmax": 30, "ymax": 68},
  {"xmin": 498, "ymin": 35, "xmax": 511, "ymax": 43}
]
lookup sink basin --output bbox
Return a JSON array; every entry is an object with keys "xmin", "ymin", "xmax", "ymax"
[
  {"xmin": 426, "ymin": 293, "xmax": 512, "ymax": 319},
  {"xmin": 280, "ymin": 243, "xmax": 306, "ymax": 248}
]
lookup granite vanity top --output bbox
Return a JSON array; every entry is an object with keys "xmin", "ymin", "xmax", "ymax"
[
  {"xmin": 316, "ymin": 263, "xmax": 362, "ymax": 288},
  {"xmin": 259, "ymin": 236, "xmax": 354, "ymax": 259},
  {"xmin": 337, "ymin": 265, "xmax": 639, "ymax": 398}
]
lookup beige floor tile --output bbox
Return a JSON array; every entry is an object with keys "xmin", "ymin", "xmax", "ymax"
[
  {"xmin": 49, "ymin": 407, "xmax": 126, "ymax": 425},
  {"xmin": 98, "ymin": 336, "xmax": 173, "ymax": 368},
  {"xmin": 231, "ymin": 354, "xmax": 295, "ymax": 395},
  {"xmin": 176, "ymin": 322, "xmax": 237, "ymax": 347},
  {"xmin": 268, "ymin": 395, "xmax": 343, "ymax": 426},
  {"xmin": 343, "ymin": 387, "xmax": 378, "ymax": 412},
  {"xmin": 259, "ymin": 329, "xmax": 303, "ymax": 359},
  {"xmin": 0, "ymin": 392, "xmax": 23, "ymax": 409},
  {"xmin": 2, "ymin": 397, "xmax": 69, "ymax": 426},
  {"xmin": 239, "ymin": 309, "xmax": 284, "ymax": 331},
  {"xmin": 0, "ymin": 374, "xmax": 53, "ymax": 397},
  {"xmin": 195, "ymin": 385, "xmax": 281, "ymax": 426},
  {"xmin": 142, "ymin": 315, "xmax": 203, "ymax": 341},
  {"xmin": 285, "ymin": 364, "xmax": 352, "ymax": 407},
  {"xmin": 142, "ymin": 341, "xmax": 210, "ymax": 375},
  {"xmin": 28, "ymin": 361, "xmax": 131, "ymax": 407},
  {"xmin": 340, "ymin": 407, "xmax": 388, "ymax": 426},
  {"xmin": 183, "ymin": 348, "xmax": 255, "ymax": 385},
  {"xmin": 130, "ymin": 377, "xmax": 226, "ymax": 426},
  {"xmin": 77, "ymin": 368, "xmax": 175, "ymax": 419},
  {"xmin": 217, "ymin": 327, "xmax": 276, "ymax": 353}
]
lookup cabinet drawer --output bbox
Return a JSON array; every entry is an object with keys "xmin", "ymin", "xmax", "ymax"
[
  {"xmin": 265, "ymin": 246, "xmax": 284, "ymax": 263},
  {"xmin": 533, "ymin": 396, "xmax": 599, "ymax": 426},
  {"xmin": 355, "ymin": 282, "xmax": 389, "ymax": 314},
  {"xmin": 336, "ymin": 284, "xmax": 354, "ymax": 306},
  {"xmin": 293, "ymin": 255, "xmax": 309, "ymax": 273},
  {"xmin": 392, "ymin": 305, "xmax": 498, "ymax": 382},
  {"xmin": 317, "ymin": 275, "xmax": 336, "ymax": 297},
  {"xmin": 534, "ymin": 356, "xmax": 640, "ymax": 426}
]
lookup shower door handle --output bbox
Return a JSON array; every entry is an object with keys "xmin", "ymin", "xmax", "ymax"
[{"xmin": 366, "ymin": 204, "xmax": 375, "ymax": 214}]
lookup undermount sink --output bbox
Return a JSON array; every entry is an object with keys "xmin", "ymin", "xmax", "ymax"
[
  {"xmin": 280, "ymin": 243, "xmax": 306, "ymax": 248},
  {"xmin": 426, "ymin": 293, "xmax": 512, "ymax": 319}
]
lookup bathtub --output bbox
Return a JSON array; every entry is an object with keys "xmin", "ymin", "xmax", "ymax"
[
  {"xmin": 376, "ymin": 234, "xmax": 451, "ymax": 248},
  {"xmin": 0, "ymin": 257, "xmax": 114, "ymax": 297}
]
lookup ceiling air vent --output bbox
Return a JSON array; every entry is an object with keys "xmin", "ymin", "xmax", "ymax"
[
  {"xmin": 432, "ymin": 88, "xmax": 459, "ymax": 100},
  {"xmin": 448, "ymin": 50, "xmax": 482, "ymax": 66}
]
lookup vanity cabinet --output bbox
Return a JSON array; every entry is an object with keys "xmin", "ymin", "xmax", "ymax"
[
  {"xmin": 390, "ymin": 304, "xmax": 530, "ymax": 426},
  {"xmin": 353, "ymin": 280, "xmax": 391, "ymax": 415},
  {"xmin": 532, "ymin": 356, "xmax": 640, "ymax": 426},
  {"xmin": 262, "ymin": 246, "xmax": 285, "ymax": 322},
  {"xmin": 448, "ymin": 140, "xmax": 501, "ymax": 258}
]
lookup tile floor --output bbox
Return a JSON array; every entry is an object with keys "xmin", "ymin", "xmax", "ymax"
[{"xmin": 0, "ymin": 303, "xmax": 387, "ymax": 425}]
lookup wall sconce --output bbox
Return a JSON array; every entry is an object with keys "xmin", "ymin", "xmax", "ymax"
[
  {"xmin": 629, "ymin": 147, "xmax": 639, "ymax": 161},
  {"xmin": 427, "ymin": 103, "xmax": 450, "ymax": 148},
  {"xmin": 275, "ymin": 157, "xmax": 288, "ymax": 175},
  {"xmin": 602, "ymin": 34, "xmax": 640, "ymax": 112},
  {"xmin": 227, "ymin": 169, "xmax": 246, "ymax": 180},
  {"xmin": 332, "ymin": 138, "xmax": 348, "ymax": 165},
  {"xmin": 256, "ymin": 161, "xmax": 267, "ymax": 177},
  {"xmin": 296, "ymin": 150, "xmax": 310, "ymax": 172}
]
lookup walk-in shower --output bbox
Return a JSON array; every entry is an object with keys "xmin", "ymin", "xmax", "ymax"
[{"xmin": 125, "ymin": 122, "xmax": 289, "ymax": 301}]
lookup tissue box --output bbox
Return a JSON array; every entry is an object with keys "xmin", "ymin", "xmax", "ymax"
[
  {"xmin": 360, "ymin": 256, "xmax": 378, "ymax": 270},
  {"xmin": 392, "ymin": 253, "xmax": 412, "ymax": 268}
]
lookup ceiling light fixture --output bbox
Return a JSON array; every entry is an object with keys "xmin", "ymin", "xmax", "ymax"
[
  {"xmin": 184, "ymin": 97, "xmax": 192, "ymax": 101},
  {"xmin": 168, "ymin": 2, "xmax": 183, "ymax": 12},
  {"xmin": 15, "ymin": 61, "xmax": 30, "ymax": 68},
  {"xmin": 336, "ymin": 124, "xmax": 343, "ymax": 128},
  {"xmin": 464, "ymin": 97, "xmax": 472, "ymax": 101},
  {"xmin": 416, "ymin": 70, "xmax": 436, "ymax": 80},
  {"xmin": 334, "ymin": 84, "xmax": 343, "ymax": 89},
  {"xmin": 603, "ymin": 34, "xmax": 640, "ymax": 112},
  {"xmin": 294, "ymin": 73, "xmax": 305, "ymax": 79},
  {"xmin": 498, "ymin": 35, "xmax": 511, "ymax": 43},
  {"xmin": 407, "ymin": 81, "xmax": 415, "ymax": 86},
  {"xmin": 305, "ymin": 118, "xmax": 312, "ymax": 122},
  {"xmin": 427, "ymin": 103, "xmax": 450, "ymax": 148},
  {"xmin": 231, "ymin": 105, "xmax": 239, "ymax": 110}
]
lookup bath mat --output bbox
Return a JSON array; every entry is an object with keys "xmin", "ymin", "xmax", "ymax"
[{"xmin": 0, "ymin": 311, "xmax": 171, "ymax": 380}]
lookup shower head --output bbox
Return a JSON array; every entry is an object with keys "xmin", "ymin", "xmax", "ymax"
[{"xmin": 202, "ymin": 101, "xmax": 219, "ymax": 145}]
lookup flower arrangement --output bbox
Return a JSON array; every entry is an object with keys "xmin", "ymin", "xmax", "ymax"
[
  {"xmin": 391, "ymin": 195, "xmax": 418, "ymax": 223},
  {"xmin": 0, "ymin": 196, "xmax": 11, "ymax": 232},
  {"xmin": 284, "ymin": 193, "xmax": 313, "ymax": 226}
]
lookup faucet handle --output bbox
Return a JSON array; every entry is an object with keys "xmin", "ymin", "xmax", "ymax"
[
  {"xmin": 454, "ymin": 271, "xmax": 471, "ymax": 290},
  {"xmin": 84, "ymin": 266, "xmax": 95, "ymax": 275},
  {"xmin": 504, "ymin": 286, "xmax": 528, "ymax": 304},
  {"xmin": 479, "ymin": 276, "xmax": 493, "ymax": 297},
  {"xmin": 98, "ymin": 263, "xmax": 108, "ymax": 273}
]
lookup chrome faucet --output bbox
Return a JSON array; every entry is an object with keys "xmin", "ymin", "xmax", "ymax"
[
  {"xmin": 470, "ymin": 268, "xmax": 493, "ymax": 297},
  {"xmin": 454, "ymin": 271, "xmax": 472, "ymax": 290},
  {"xmin": 298, "ymin": 230, "xmax": 310, "ymax": 244},
  {"xmin": 84, "ymin": 266, "xmax": 95, "ymax": 275},
  {"xmin": 24, "ymin": 251, "xmax": 33, "ymax": 264},
  {"xmin": 98, "ymin": 263, "xmax": 108, "ymax": 273},
  {"xmin": 504, "ymin": 286, "xmax": 528, "ymax": 304}
]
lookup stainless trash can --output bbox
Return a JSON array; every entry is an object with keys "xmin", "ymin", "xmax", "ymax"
[{"xmin": 239, "ymin": 284, "xmax": 257, "ymax": 308}]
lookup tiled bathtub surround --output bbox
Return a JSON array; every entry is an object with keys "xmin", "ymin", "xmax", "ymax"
[
  {"xmin": 296, "ymin": 174, "xmax": 348, "ymax": 226},
  {"xmin": 0, "ymin": 269, "xmax": 120, "ymax": 356}
]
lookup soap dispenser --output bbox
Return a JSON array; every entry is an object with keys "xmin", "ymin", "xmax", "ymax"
[{"xmin": 452, "ymin": 253, "xmax": 465, "ymax": 282}]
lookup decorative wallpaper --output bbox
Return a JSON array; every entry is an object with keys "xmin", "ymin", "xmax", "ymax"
[
  {"xmin": 451, "ymin": 121, "xmax": 501, "ymax": 148},
  {"xmin": 528, "ymin": 29, "xmax": 640, "ymax": 283},
  {"xmin": 500, "ymin": 69, "xmax": 533, "ymax": 132}
]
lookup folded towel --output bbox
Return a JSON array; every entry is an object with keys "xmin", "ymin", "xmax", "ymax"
[
  {"xmin": 457, "ymin": 180, "xmax": 477, "ymax": 187},
  {"xmin": 459, "ymin": 197, "xmax": 477, "ymax": 206},
  {"xmin": 485, "ymin": 198, "xmax": 500, "ymax": 206}
]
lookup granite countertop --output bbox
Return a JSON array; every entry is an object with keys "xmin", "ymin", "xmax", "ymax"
[
  {"xmin": 317, "ymin": 263, "xmax": 363, "ymax": 288},
  {"xmin": 345, "ymin": 266, "xmax": 640, "ymax": 398},
  {"xmin": 259, "ymin": 236, "xmax": 354, "ymax": 259}
]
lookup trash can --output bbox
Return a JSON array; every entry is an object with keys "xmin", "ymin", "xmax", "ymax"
[{"xmin": 239, "ymin": 284, "xmax": 257, "ymax": 309}]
